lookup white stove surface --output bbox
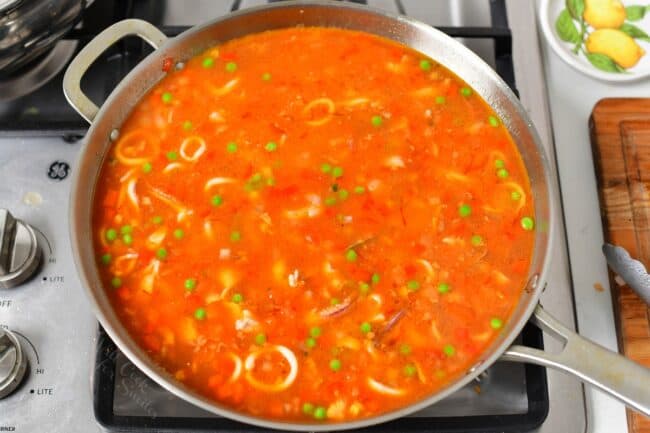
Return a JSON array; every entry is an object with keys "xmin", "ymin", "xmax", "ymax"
[{"xmin": 0, "ymin": 1, "xmax": 590, "ymax": 432}]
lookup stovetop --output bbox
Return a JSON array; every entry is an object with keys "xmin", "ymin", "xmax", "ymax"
[{"xmin": 0, "ymin": 1, "xmax": 587, "ymax": 432}]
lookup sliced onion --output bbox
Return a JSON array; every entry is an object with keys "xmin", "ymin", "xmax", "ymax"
[
  {"xmin": 111, "ymin": 253, "xmax": 138, "ymax": 277},
  {"xmin": 114, "ymin": 130, "xmax": 159, "ymax": 166},
  {"xmin": 163, "ymin": 162, "xmax": 183, "ymax": 173},
  {"xmin": 126, "ymin": 178, "xmax": 139, "ymax": 213},
  {"xmin": 340, "ymin": 97, "xmax": 369, "ymax": 107},
  {"xmin": 225, "ymin": 352, "xmax": 243, "ymax": 384},
  {"xmin": 146, "ymin": 227, "xmax": 167, "ymax": 249},
  {"xmin": 367, "ymin": 377, "xmax": 405, "ymax": 396},
  {"xmin": 211, "ymin": 78, "xmax": 239, "ymax": 97},
  {"xmin": 139, "ymin": 259, "xmax": 160, "ymax": 294},
  {"xmin": 303, "ymin": 97, "xmax": 335, "ymax": 126},
  {"xmin": 244, "ymin": 345, "xmax": 298, "ymax": 392},
  {"xmin": 180, "ymin": 136, "xmax": 206, "ymax": 162},
  {"xmin": 319, "ymin": 296, "xmax": 355, "ymax": 318},
  {"xmin": 204, "ymin": 177, "xmax": 237, "ymax": 192}
]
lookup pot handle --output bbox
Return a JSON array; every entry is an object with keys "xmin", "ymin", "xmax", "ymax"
[
  {"xmin": 501, "ymin": 304, "xmax": 650, "ymax": 416},
  {"xmin": 62, "ymin": 19, "xmax": 167, "ymax": 123}
]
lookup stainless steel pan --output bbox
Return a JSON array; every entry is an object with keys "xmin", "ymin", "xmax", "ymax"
[{"xmin": 62, "ymin": 2, "xmax": 650, "ymax": 430}]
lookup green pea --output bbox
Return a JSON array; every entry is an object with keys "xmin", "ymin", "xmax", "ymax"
[
  {"xmin": 211, "ymin": 195, "xmax": 223, "ymax": 207},
  {"xmin": 254, "ymin": 333, "xmax": 266, "ymax": 345},
  {"xmin": 194, "ymin": 308, "xmax": 206, "ymax": 320},
  {"xmin": 460, "ymin": 87, "xmax": 472, "ymax": 97},
  {"xmin": 354, "ymin": 186, "xmax": 365, "ymax": 194},
  {"xmin": 161, "ymin": 92, "xmax": 173, "ymax": 104},
  {"xmin": 488, "ymin": 115, "xmax": 500, "ymax": 127},
  {"xmin": 443, "ymin": 344, "xmax": 456, "ymax": 357},
  {"xmin": 321, "ymin": 163, "xmax": 332, "ymax": 174},
  {"xmin": 329, "ymin": 358, "xmax": 342, "ymax": 371},
  {"xmin": 310, "ymin": 327, "xmax": 322, "ymax": 338},
  {"xmin": 101, "ymin": 254, "xmax": 112, "ymax": 265},
  {"xmin": 265, "ymin": 141, "xmax": 277, "ymax": 152},
  {"xmin": 313, "ymin": 406, "xmax": 327, "ymax": 420},
  {"xmin": 419, "ymin": 59, "xmax": 432, "ymax": 71},
  {"xmin": 371, "ymin": 115, "xmax": 383, "ymax": 127},
  {"xmin": 521, "ymin": 216, "xmax": 535, "ymax": 231},
  {"xmin": 403, "ymin": 364, "xmax": 417, "ymax": 377},
  {"xmin": 152, "ymin": 215, "xmax": 163, "ymax": 225},
  {"xmin": 490, "ymin": 317, "xmax": 503, "ymax": 329},
  {"xmin": 120, "ymin": 225, "xmax": 132, "ymax": 235},
  {"xmin": 371, "ymin": 273, "xmax": 380, "ymax": 284},
  {"xmin": 407, "ymin": 280, "xmax": 420, "ymax": 291},
  {"xmin": 471, "ymin": 235, "xmax": 483, "ymax": 246},
  {"xmin": 330, "ymin": 298, "xmax": 340, "ymax": 305},
  {"xmin": 345, "ymin": 249, "xmax": 358, "ymax": 262},
  {"xmin": 496, "ymin": 168, "xmax": 509, "ymax": 179},
  {"xmin": 262, "ymin": 72, "xmax": 272, "ymax": 81},
  {"xmin": 184, "ymin": 278, "xmax": 196, "ymax": 291},
  {"xmin": 359, "ymin": 282, "xmax": 370, "ymax": 295},
  {"xmin": 226, "ymin": 141, "xmax": 237, "ymax": 153},
  {"xmin": 511, "ymin": 190, "xmax": 522, "ymax": 201},
  {"xmin": 105, "ymin": 228, "xmax": 117, "ymax": 242},
  {"xmin": 173, "ymin": 228, "xmax": 184, "ymax": 239},
  {"xmin": 305, "ymin": 337, "xmax": 317, "ymax": 348},
  {"xmin": 230, "ymin": 231, "xmax": 241, "ymax": 242},
  {"xmin": 400, "ymin": 344, "xmax": 412, "ymax": 356},
  {"xmin": 122, "ymin": 233, "xmax": 133, "ymax": 246},
  {"xmin": 225, "ymin": 61, "xmax": 237, "ymax": 73},
  {"xmin": 458, "ymin": 203, "xmax": 472, "ymax": 218},
  {"xmin": 302, "ymin": 402, "xmax": 315, "ymax": 415},
  {"xmin": 338, "ymin": 189, "xmax": 349, "ymax": 200},
  {"xmin": 435, "ymin": 96, "xmax": 446, "ymax": 105},
  {"xmin": 182, "ymin": 121, "xmax": 193, "ymax": 131},
  {"xmin": 141, "ymin": 162, "xmax": 152, "ymax": 173},
  {"xmin": 232, "ymin": 293, "xmax": 243, "ymax": 303},
  {"xmin": 332, "ymin": 166, "xmax": 344, "ymax": 178},
  {"xmin": 166, "ymin": 151, "xmax": 178, "ymax": 161},
  {"xmin": 111, "ymin": 277, "xmax": 122, "ymax": 288},
  {"xmin": 202, "ymin": 57, "xmax": 214, "ymax": 68},
  {"xmin": 324, "ymin": 196, "xmax": 337, "ymax": 206},
  {"xmin": 494, "ymin": 159, "xmax": 505, "ymax": 169},
  {"xmin": 360, "ymin": 322, "xmax": 372, "ymax": 334},
  {"xmin": 438, "ymin": 282, "xmax": 450, "ymax": 294},
  {"xmin": 156, "ymin": 248, "xmax": 168, "ymax": 260}
]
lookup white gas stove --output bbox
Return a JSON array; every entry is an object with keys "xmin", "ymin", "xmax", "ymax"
[{"xmin": 0, "ymin": 1, "xmax": 602, "ymax": 432}]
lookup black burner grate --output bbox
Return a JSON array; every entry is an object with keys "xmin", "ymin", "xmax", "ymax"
[{"xmin": 0, "ymin": 0, "xmax": 516, "ymax": 138}]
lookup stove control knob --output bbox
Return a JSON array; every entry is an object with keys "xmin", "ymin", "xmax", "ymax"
[
  {"xmin": 0, "ymin": 209, "xmax": 41, "ymax": 289},
  {"xmin": 0, "ymin": 328, "xmax": 28, "ymax": 399}
]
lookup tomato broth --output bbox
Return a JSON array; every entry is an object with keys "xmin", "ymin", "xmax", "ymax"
[{"xmin": 93, "ymin": 27, "xmax": 535, "ymax": 422}]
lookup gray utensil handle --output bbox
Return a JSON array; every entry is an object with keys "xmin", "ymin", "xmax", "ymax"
[
  {"xmin": 502, "ymin": 304, "xmax": 650, "ymax": 416},
  {"xmin": 63, "ymin": 19, "xmax": 167, "ymax": 123}
]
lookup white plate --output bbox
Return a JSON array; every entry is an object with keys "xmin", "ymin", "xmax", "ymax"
[{"xmin": 539, "ymin": 0, "xmax": 650, "ymax": 82}]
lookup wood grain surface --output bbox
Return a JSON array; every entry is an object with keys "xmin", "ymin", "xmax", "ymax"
[{"xmin": 590, "ymin": 98, "xmax": 650, "ymax": 433}]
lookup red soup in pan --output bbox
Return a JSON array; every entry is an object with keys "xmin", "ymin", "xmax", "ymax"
[{"xmin": 93, "ymin": 27, "xmax": 535, "ymax": 422}]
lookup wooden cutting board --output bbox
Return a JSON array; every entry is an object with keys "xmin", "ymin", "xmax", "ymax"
[{"xmin": 590, "ymin": 98, "xmax": 650, "ymax": 433}]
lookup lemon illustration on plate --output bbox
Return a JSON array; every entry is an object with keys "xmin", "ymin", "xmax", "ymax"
[
  {"xmin": 584, "ymin": 0, "xmax": 626, "ymax": 29},
  {"xmin": 586, "ymin": 29, "xmax": 645, "ymax": 68},
  {"xmin": 554, "ymin": 0, "xmax": 649, "ymax": 73}
]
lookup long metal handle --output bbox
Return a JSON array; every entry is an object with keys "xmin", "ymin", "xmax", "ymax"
[
  {"xmin": 62, "ymin": 19, "xmax": 167, "ymax": 123},
  {"xmin": 501, "ymin": 304, "xmax": 650, "ymax": 416}
]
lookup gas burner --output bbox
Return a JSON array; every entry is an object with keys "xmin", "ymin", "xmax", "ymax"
[{"xmin": 0, "ymin": 41, "xmax": 77, "ymax": 102}]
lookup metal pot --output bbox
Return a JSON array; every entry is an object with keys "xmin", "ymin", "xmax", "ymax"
[
  {"xmin": 62, "ymin": 2, "xmax": 650, "ymax": 430},
  {"xmin": 0, "ymin": 0, "xmax": 85, "ymax": 77}
]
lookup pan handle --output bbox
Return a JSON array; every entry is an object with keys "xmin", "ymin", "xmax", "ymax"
[
  {"xmin": 501, "ymin": 304, "xmax": 650, "ymax": 416},
  {"xmin": 62, "ymin": 19, "xmax": 167, "ymax": 123}
]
